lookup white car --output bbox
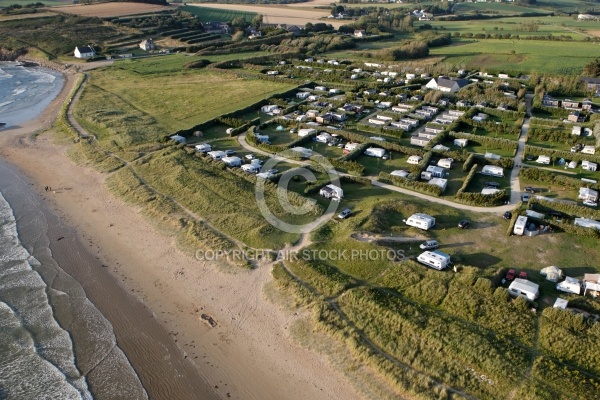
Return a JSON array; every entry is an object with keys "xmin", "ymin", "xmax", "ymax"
[
  {"xmin": 245, "ymin": 154, "xmax": 255, "ymax": 160},
  {"xmin": 419, "ymin": 240, "xmax": 439, "ymax": 250},
  {"xmin": 583, "ymin": 200, "xmax": 598, "ymax": 207}
]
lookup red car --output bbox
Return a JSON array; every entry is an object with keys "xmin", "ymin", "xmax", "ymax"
[
  {"xmin": 506, "ymin": 269, "xmax": 516, "ymax": 281},
  {"xmin": 519, "ymin": 271, "xmax": 528, "ymax": 280}
]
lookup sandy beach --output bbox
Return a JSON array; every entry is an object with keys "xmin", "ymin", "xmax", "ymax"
[{"xmin": 0, "ymin": 62, "xmax": 362, "ymax": 399}]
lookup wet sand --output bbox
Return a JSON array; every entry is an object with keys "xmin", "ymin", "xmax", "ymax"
[{"xmin": 0, "ymin": 62, "xmax": 363, "ymax": 399}]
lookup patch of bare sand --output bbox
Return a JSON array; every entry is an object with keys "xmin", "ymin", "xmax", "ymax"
[{"xmin": 0, "ymin": 69, "xmax": 363, "ymax": 400}]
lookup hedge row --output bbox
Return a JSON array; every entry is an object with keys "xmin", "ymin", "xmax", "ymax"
[
  {"xmin": 456, "ymin": 164, "xmax": 478, "ymax": 195},
  {"xmin": 378, "ymin": 172, "xmax": 443, "ymax": 197},
  {"xmin": 530, "ymin": 198, "xmax": 600, "ymax": 221},
  {"xmin": 480, "ymin": 106, "xmax": 525, "ymax": 121},
  {"xmin": 520, "ymin": 167, "xmax": 599, "ymax": 190},
  {"xmin": 454, "ymin": 190, "xmax": 509, "ymax": 207}
]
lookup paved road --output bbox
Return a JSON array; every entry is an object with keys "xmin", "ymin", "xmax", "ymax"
[{"xmin": 509, "ymin": 94, "xmax": 532, "ymax": 204}]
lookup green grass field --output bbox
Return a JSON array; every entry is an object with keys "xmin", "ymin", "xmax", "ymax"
[
  {"xmin": 428, "ymin": 38, "xmax": 600, "ymax": 75},
  {"xmin": 181, "ymin": 5, "xmax": 256, "ymax": 23}
]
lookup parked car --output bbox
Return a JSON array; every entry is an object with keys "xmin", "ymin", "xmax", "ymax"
[
  {"xmin": 485, "ymin": 182, "xmax": 500, "ymax": 189},
  {"xmin": 525, "ymin": 155, "xmax": 534, "ymax": 161},
  {"xmin": 458, "ymin": 220, "xmax": 470, "ymax": 229},
  {"xmin": 419, "ymin": 240, "xmax": 439, "ymax": 250},
  {"xmin": 519, "ymin": 271, "xmax": 528, "ymax": 280},
  {"xmin": 583, "ymin": 199, "xmax": 598, "ymax": 207},
  {"xmin": 524, "ymin": 186, "xmax": 535, "ymax": 193},
  {"xmin": 338, "ymin": 208, "xmax": 352, "ymax": 219},
  {"xmin": 267, "ymin": 169, "xmax": 279, "ymax": 175},
  {"xmin": 506, "ymin": 269, "xmax": 516, "ymax": 281},
  {"xmin": 502, "ymin": 211, "xmax": 512, "ymax": 220},
  {"xmin": 522, "ymin": 193, "xmax": 531, "ymax": 202},
  {"xmin": 224, "ymin": 150, "xmax": 236, "ymax": 156},
  {"xmin": 245, "ymin": 154, "xmax": 255, "ymax": 160}
]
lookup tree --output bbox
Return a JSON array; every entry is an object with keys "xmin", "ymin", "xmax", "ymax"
[
  {"xmin": 231, "ymin": 16, "xmax": 248, "ymax": 32},
  {"xmin": 583, "ymin": 58, "xmax": 600, "ymax": 77},
  {"xmin": 251, "ymin": 14, "xmax": 263, "ymax": 29}
]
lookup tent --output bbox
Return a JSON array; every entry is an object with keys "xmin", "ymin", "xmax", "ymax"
[{"xmin": 540, "ymin": 266, "xmax": 563, "ymax": 282}]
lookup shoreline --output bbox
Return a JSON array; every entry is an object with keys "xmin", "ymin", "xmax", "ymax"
[{"xmin": 0, "ymin": 63, "xmax": 363, "ymax": 399}]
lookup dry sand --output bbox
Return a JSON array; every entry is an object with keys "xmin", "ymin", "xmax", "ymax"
[{"xmin": 0, "ymin": 62, "xmax": 362, "ymax": 400}]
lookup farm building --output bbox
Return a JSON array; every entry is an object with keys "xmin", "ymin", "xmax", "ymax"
[
  {"xmin": 508, "ymin": 279, "xmax": 539, "ymax": 301},
  {"xmin": 364, "ymin": 147, "xmax": 387, "ymax": 158},
  {"xmin": 514, "ymin": 216, "xmax": 528, "ymax": 236},
  {"xmin": 582, "ymin": 145, "xmax": 596, "ymax": 155},
  {"xmin": 540, "ymin": 266, "xmax": 563, "ymax": 282},
  {"xmin": 454, "ymin": 138, "xmax": 468, "ymax": 148},
  {"xmin": 140, "ymin": 38, "xmax": 155, "ymax": 51},
  {"xmin": 428, "ymin": 178, "xmax": 447, "ymax": 193},
  {"xmin": 582, "ymin": 160, "xmax": 598, "ymax": 171},
  {"xmin": 536, "ymin": 155, "xmax": 551, "ymax": 165},
  {"xmin": 319, "ymin": 184, "xmax": 343, "ymax": 201},
  {"xmin": 417, "ymin": 250, "xmax": 451, "ymax": 270},
  {"xmin": 74, "ymin": 45, "xmax": 95, "ymax": 59},
  {"xmin": 407, "ymin": 155, "xmax": 422, "ymax": 165},
  {"xmin": 222, "ymin": 156, "xmax": 242, "ymax": 167},
  {"xmin": 481, "ymin": 165, "xmax": 504, "ymax": 177},
  {"xmin": 405, "ymin": 213, "xmax": 436, "ymax": 230},
  {"xmin": 579, "ymin": 187, "xmax": 599, "ymax": 201}
]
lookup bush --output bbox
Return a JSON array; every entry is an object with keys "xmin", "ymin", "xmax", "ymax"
[{"xmin": 379, "ymin": 172, "xmax": 443, "ymax": 197}]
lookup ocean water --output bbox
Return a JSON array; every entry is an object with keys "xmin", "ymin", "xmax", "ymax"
[
  {"xmin": 0, "ymin": 62, "xmax": 64, "ymax": 127},
  {"xmin": 0, "ymin": 159, "xmax": 147, "ymax": 399}
]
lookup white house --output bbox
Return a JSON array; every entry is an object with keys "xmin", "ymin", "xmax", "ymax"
[
  {"xmin": 74, "ymin": 45, "xmax": 95, "ymax": 59},
  {"xmin": 508, "ymin": 279, "xmax": 539, "ymax": 301},
  {"xmin": 514, "ymin": 215, "xmax": 528, "ymax": 236},
  {"xmin": 425, "ymin": 76, "xmax": 469, "ymax": 93},
  {"xmin": 454, "ymin": 138, "xmax": 468, "ymax": 148},
  {"xmin": 319, "ymin": 184, "xmax": 343, "ymax": 201},
  {"xmin": 364, "ymin": 147, "xmax": 386, "ymax": 158},
  {"xmin": 417, "ymin": 250, "xmax": 451, "ymax": 270},
  {"xmin": 481, "ymin": 165, "xmax": 504, "ymax": 177},
  {"xmin": 405, "ymin": 213, "xmax": 436, "ymax": 230},
  {"xmin": 582, "ymin": 145, "xmax": 596, "ymax": 155},
  {"xmin": 579, "ymin": 187, "xmax": 599, "ymax": 201},
  {"xmin": 139, "ymin": 38, "xmax": 155, "ymax": 51},
  {"xmin": 298, "ymin": 128, "xmax": 316, "ymax": 137},
  {"xmin": 407, "ymin": 155, "xmax": 422, "ymax": 165},
  {"xmin": 222, "ymin": 156, "xmax": 242, "ymax": 167},
  {"xmin": 428, "ymin": 178, "xmax": 448, "ymax": 193},
  {"xmin": 582, "ymin": 160, "xmax": 598, "ymax": 171},
  {"xmin": 536, "ymin": 155, "xmax": 551, "ymax": 165}
]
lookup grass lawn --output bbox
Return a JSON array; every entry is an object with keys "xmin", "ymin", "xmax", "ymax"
[
  {"xmin": 428, "ymin": 38, "xmax": 599, "ymax": 75},
  {"xmin": 355, "ymin": 152, "xmax": 413, "ymax": 176}
]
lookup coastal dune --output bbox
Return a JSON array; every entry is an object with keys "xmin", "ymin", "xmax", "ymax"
[{"xmin": 0, "ymin": 65, "xmax": 362, "ymax": 399}]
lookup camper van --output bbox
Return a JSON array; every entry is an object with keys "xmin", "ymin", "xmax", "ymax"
[
  {"xmin": 513, "ymin": 216, "xmax": 528, "ymax": 236},
  {"xmin": 417, "ymin": 250, "xmax": 451, "ymax": 270},
  {"xmin": 481, "ymin": 165, "xmax": 504, "ymax": 177},
  {"xmin": 556, "ymin": 277, "xmax": 581, "ymax": 294},
  {"xmin": 508, "ymin": 278, "xmax": 539, "ymax": 301},
  {"xmin": 364, "ymin": 147, "xmax": 386, "ymax": 158},
  {"xmin": 195, "ymin": 143, "xmax": 212, "ymax": 153},
  {"xmin": 241, "ymin": 164, "xmax": 260, "ymax": 174},
  {"xmin": 222, "ymin": 156, "xmax": 242, "ymax": 167},
  {"xmin": 207, "ymin": 150, "xmax": 226, "ymax": 161},
  {"xmin": 405, "ymin": 213, "xmax": 436, "ymax": 230}
]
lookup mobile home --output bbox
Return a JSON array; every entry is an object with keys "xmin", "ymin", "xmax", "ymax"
[
  {"xmin": 241, "ymin": 164, "xmax": 260, "ymax": 174},
  {"xmin": 481, "ymin": 165, "xmax": 504, "ymax": 177},
  {"xmin": 195, "ymin": 143, "xmax": 212, "ymax": 153},
  {"xmin": 536, "ymin": 155, "xmax": 551, "ymax": 165},
  {"xmin": 556, "ymin": 277, "xmax": 581, "ymax": 294},
  {"xmin": 405, "ymin": 213, "xmax": 436, "ymax": 230},
  {"xmin": 407, "ymin": 155, "xmax": 422, "ymax": 165},
  {"xmin": 298, "ymin": 128, "xmax": 317, "ymax": 137},
  {"xmin": 417, "ymin": 250, "xmax": 451, "ymax": 271},
  {"xmin": 508, "ymin": 279, "xmax": 539, "ymax": 301},
  {"xmin": 437, "ymin": 158, "xmax": 453, "ymax": 169},
  {"xmin": 319, "ymin": 184, "xmax": 343, "ymax": 201},
  {"xmin": 222, "ymin": 156, "xmax": 242, "ymax": 167},
  {"xmin": 513, "ymin": 216, "xmax": 528, "ymax": 236},
  {"xmin": 574, "ymin": 217, "xmax": 600, "ymax": 230},
  {"xmin": 364, "ymin": 147, "xmax": 387, "ymax": 158},
  {"xmin": 207, "ymin": 150, "xmax": 226, "ymax": 161}
]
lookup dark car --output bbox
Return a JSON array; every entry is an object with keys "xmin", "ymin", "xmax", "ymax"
[
  {"xmin": 503, "ymin": 211, "xmax": 512, "ymax": 220},
  {"xmin": 486, "ymin": 182, "xmax": 500, "ymax": 189},
  {"xmin": 267, "ymin": 169, "xmax": 279, "ymax": 175},
  {"xmin": 524, "ymin": 186, "xmax": 535, "ymax": 193},
  {"xmin": 458, "ymin": 220, "xmax": 470, "ymax": 229},
  {"xmin": 506, "ymin": 269, "xmax": 516, "ymax": 281}
]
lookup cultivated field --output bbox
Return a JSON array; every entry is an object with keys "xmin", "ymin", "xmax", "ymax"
[
  {"xmin": 51, "ymin": 2, "xmax": 180, "ymax": 18},
  {"xmin": 186, "ymin": 3, "xmax": 344, "ymax": 28},
  {"xmin": 181, "ymin": 5, "xmax": 256, "ymax": 23}
]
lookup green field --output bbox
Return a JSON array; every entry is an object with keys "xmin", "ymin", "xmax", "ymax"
[
  {"xmin": 429, "ymin": 38, "xmax": 599, "ymax": 75},
  {"xmin": 181, "ymin": 5, "xmax": 256, "ymax": 23},
  {"xmin": 0, "ymin": 0, "xmax": 68, "ymax": 7}
]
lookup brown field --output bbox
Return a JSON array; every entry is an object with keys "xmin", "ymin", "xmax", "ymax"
[
  {"xmin": 187, "ymin": 3, "xmax": 344, "ymax": 28},
  {"xmin": 51, "ymin": 2, "xmax": 180, "ymax": 18},
  {"xmin": 589, "ymin": 30, "xmax": 600, "ymax": 38}
]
